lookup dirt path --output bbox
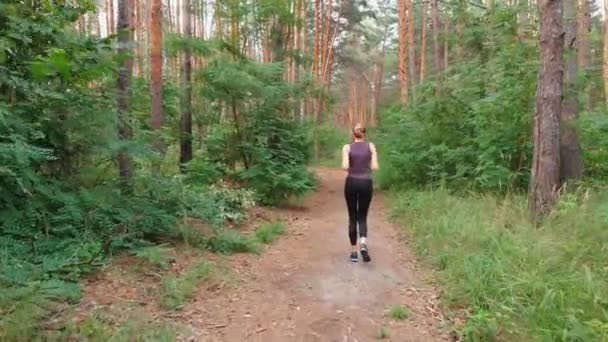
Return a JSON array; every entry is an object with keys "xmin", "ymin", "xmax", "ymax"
[{"xmin": 180, "ymin": 168, "xmax": 449, "ymax": 341}]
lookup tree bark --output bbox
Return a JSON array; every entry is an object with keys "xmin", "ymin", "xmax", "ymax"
[
  {"xmin": 561, "ymin": 0, "xmax": 583, "ymax": 182},
  {"xmin": 371, "ymin": 25, "xmax": 389, "ymax": 126},
  {"xmin": 150, "ymin": 0, "xmax": 164, "ymax": 150},
  {"xmin": 518, "ymin": 0, "xmax": 530, "ymax": 39},
  {"xmin": 180, "ymin": 0, "xmax": 193, "ymax": 171},
  {"xmin": 431, "ymin": 0, "xmax": 441, "ymax": 74},
  {"xmin": 444, "ymin": 15, "xmax": 449, "ymax": 70},
  {"xmin": 530, "ymin": 0, "xmax": 563, "ymax": 221},
  {"xmin": 577, "ymin": 0, "xmax": 590, "ymax": 110},
  {"xmin": 398, "ymin": 0, "xmax": 409, "ymax": 104},
  {"xmin": 313, "ymin": 0, "xmax": 321, "ymax": 83},
  {"xmin": 603, "ymin": 0, "xmax": 608, "ymax": 105},
  {"xmin": 107, "ymin": 0, "xmax": 114, "ymax": 35},
  {"xmin": 420, "ymin": 0, "xmax": 428, "ymax": 82},
  {"xmin": 299, "ymin": 0, "xmax": 307, "ymax": 121},
  {"xmin": 117, "ymin": 0, "xmax": 134, "ymax": 192},
  {"xmin": 577, "ymin": 0, "xmax": 590, "ymax": 69},
  {"xmin": 406, "ymin": 0, "xmax": 417, "ymax": 85},
  {"xmin": 321, "ymin": 0, "xmax": 333, "ymax": 85}
]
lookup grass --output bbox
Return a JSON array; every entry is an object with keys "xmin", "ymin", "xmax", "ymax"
[
  {"xmin": 133, "ymin": 244, "xmax": 174, "ymax": 270},
  {"xmin": 205, "ymin": 220, "xmax": 287, "ymax": 255},
  {"xmin": 389, "ymin": 305, "xmax": 411, "ymax": 320},
  {"xmin": 378, "ymin": 326, "xmax": 391, "ymax": 339},
  {"xmin": 255, "ymin": 221, "xmax": 286, "ymax": 244},
  {"xmin": 0, "ymin": 280, "xmax": 82, "ymax": 341},
  {"xmin": 159, "ymin": 261, "xmax": 212, "ymax": 310},
  {"xmin": 1, "ymin": 219, "xmax": 286, "ymax": 339},
  {"xmin": 205, "ymin": 230, "xmax": 259, "ymax": 255},
  {"xmin": 389, "ymin": 189, "xmax": 608, "ymax": 341},
  {"xmin": 50, "ymin": 310, "xmax": 181, "ymax": 341}
]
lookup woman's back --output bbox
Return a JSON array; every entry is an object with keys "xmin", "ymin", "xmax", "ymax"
[{"xmin": 348, "ymin": 141, "xmax": 372, "ymax": 179}]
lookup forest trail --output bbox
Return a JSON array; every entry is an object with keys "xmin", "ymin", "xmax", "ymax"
[{"xmin": 180, "ymin": 168, "xmax": 449, "ymax": 341}]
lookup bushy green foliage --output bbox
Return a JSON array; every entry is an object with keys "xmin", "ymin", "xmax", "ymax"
[
  {"xmin": 255, "ymin": 221, "xmax": 286, "ymax": 244},
  {"xmin": 390, "ymin": 189, "xmax": 608, "ymax": 340},
  {"xmin": 1, "ymin": 2, "xmax": 311, "ymax": 339},
  {"xmin": 200, "ymin": 55, "xmax": 316, "ymax": 205},
  {"xmin": 378, "ymin": 326, "xmax": 391, "ymax": 339},
  {"xmin": 579, "ymin": 109, "xmax": 608, "ymax": 181},
  {"xmin": 205, "ymin": 230, "xmax": 259, "ymax": 255},
  {"xmin": 388, "ymin": 305, "xmax": 411, "ymax": 321},
  {"xmin": 0, "ymin": 6, "xmax": 319, "ymax": 342},
  {"xmin": 239, "ymin": 113, "xmax": 317, "ymax": 205},
  {"xmin": 314, "ymin": 123, "xmax": 350, "ymax": 167},
  {"xmin": 133, "ymin": 245, "xmax": 174, "ymax": 270},
  {"xmin": 159, "ymin": 261, "xmax": 211, "ymax": 310},
  {"xmin": 378, "ymin": 5, "xmax": 608, "ymax": 191},
  {"xmin": 377, "ymin": 10, "xmax": 537, "ymax": 191},
  {"xmin": 0, "ymin": 279, "xmax": 82, "ymax": 340},
  {"xmin": 57, "ymin": 311, "xmax": 179, "ymax": 341}
]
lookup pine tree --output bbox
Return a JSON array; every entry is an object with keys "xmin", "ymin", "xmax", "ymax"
[{"xmin": 530, "ymin": 0, "xmax": 563, "ymax": 220}]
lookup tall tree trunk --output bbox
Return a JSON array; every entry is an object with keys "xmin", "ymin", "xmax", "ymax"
[
  {"xmin": 518, "ymin": 0, "xmax": 530, "ymax": 39},
  {"xmin": 150, "ymin": 0, "xmax": 164, "ymax": 150},
  {"xmin": 530, "ymin": 0, "xmax": 563, "ymax": 221},
  {"xmin": 320, "ymin": 0, "xmax": 332, "ymax": 80},
  {"xmin": 577, "ymin": 0, "xmax": 590, "ymax": 110},
  {"xmin": 107, "ymin": 0, "xmax": 114, "ymax": 35},
  {"xmin": 96, "ymin": 8, "xmax": 101, "ymax": 36},
  {"xmin": 320, "ymin": 0, "xmax": 345, "ymax": 88},
  {"xmin": 215, "ymin": 0, "xmax": 223, "ymax": 38},
  {"xmin": 406, "ymin": 0, "xmax": 417, "ymax": 85},
  {"xmin": 313, "ymin": 0, "xmax": 321, "ymax": 83},
  {"xmin": 180, "ymin": 0, "xmax": 193, "ymax": 171},
  {"xmin": 117, "ymin": 0, "xmax": 134, "ymax": 192},
  {"xmin": 312, "ymin": 0, "xmax": 321, "ymax": 160},
  {"xmin": 371, "ymin": 25, "xmax": 389, "ymax": 126},
  {"xmin": 176, "ymin": 0, "xmax": 181, "ymax": 35},
  {"xmin": 577, "ymin": 0, "xmax": 590, "ymax": 69},
  {"xmin": 398, "ymin": 0, "xmax": 409, "ymax": 104},
  {"xmin": 603, "ymin": 0, "xmax": 608, "ymax": 105},
  {"xmin": 444, "ymin": 16, "xmax": 449, "ymax": 70},
  {"xmin": 420, "ymin": 0, "xmax": 428, "ymax": 82},
  {"xmin": 561, "ymin": 0, "xmax": 583, "ymax": 181},
  {"xmin": 431, "ymin": 0, "xmax": 441, "ymax": 74},
  {"xmin": 312, "ymin": 0, "xmax": 322, "ymax": 129},
  {"xmin": 299, "ymin": 0, "xmax": 307, "ymax": 121}
]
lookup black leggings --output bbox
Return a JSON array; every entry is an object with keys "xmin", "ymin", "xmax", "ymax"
[{"xmin": 344, "ymin": 176, "xmax": 373, "ymax": 246}]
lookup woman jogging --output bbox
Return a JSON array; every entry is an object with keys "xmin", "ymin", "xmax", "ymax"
[{"xmin": 342, "ymin": 124, "xmax": 379, "ymax": 263}]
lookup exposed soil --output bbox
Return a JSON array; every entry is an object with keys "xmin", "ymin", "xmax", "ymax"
[{"xmin": 175, "ymin": 168, "xmax": 450, "ymax": 341}]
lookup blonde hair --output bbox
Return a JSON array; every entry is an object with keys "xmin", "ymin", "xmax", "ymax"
[{"xmin": 353, "ymin": 123, "xmax": 366, "ymax": 139}]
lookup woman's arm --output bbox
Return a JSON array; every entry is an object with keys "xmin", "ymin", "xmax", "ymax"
[
  {"xmin": 369, "ymin": 143, "xmax": 379, "ymax": 171},
  {"xmin": 342, "ymin": 144, "xmax": 350, "ymax": 171}
]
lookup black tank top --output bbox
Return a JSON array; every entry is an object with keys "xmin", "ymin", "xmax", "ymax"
[{"xmin": 348, "ymin": 142, "xmax": 372, "ymax": 179}]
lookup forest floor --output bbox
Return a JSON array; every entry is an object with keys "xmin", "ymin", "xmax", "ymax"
[{"xmin": 70, "ymin": 168, "xmax": 450, "ymax": 341}]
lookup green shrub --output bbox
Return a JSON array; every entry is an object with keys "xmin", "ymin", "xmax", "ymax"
[
  {"xmin": 0, "ymin": 280, "xmax": 82, "ymax": 340},
  {"xmin": 201, "ymin": 58, "xmax": 316, "ymax": 206},
  {"xmin": 59, "ymin": 311, "xmax": 178, "ymax": 341},
  {"xmin": 314, "ymin": 123, "xmax": 350, "ymax": 166},
  {"xmin": 205, "ymin": 230, "xmax": 259, "ymax": 255},
  {"xmin": 133, "ymin": 245, "xmax": 174, "ymax": 270},
  {"xmin": 239, "ymin": 113, "xmax": 317, "ymax": 205},
  {"xmin": 378, "ymin": 326, "xmax": 390, "ymax": 339},
  {"xmin": 390, "ymin": 189, "xmax": 608, "ymax": 340},
  {"xmin": 377, "ymin": 6, "xmax": 538, "ymax": 192},
  {"xmin": 159, "ymin": 261, "xmax": 211, "ymax": 310},
  {"xmin": 579, "ymin": 108, "xmax": 608, "ymax": 182},
  {"xmin": 255, "ymin": 221, "xmax": 286, "ymax": 244},
  {"xmin": 389, "ymin": 305, "xmax": 411, "ymax": 321}
]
